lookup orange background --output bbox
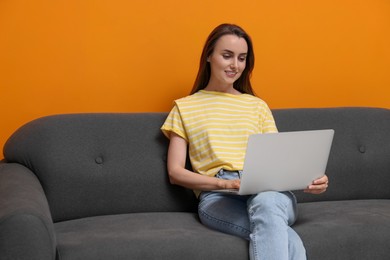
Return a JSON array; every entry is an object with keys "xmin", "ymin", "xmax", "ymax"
[{"xmin": 1, "ymin": 0, "xmax": 389, "ymax": 158}]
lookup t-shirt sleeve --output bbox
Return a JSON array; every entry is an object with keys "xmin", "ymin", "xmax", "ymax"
[
  {"xmin": 260, "ymin": 102, "xmax": 278, "ymax": 134},
  {"xmin": 161, "ymin": 104, "xmax": 188, "ymax": 141}
]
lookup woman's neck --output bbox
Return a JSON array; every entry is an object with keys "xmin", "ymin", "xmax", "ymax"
[{"xmin": 204, "ymin": 85, "xmax": 241, "ymax": 95}]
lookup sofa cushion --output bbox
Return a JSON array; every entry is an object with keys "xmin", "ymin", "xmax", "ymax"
[
  {"xmin": 54, "ymin": 200, "xmax": 390, "ymax": 260},
  {"xmin": 55, "ymin": 212, "xmax": 249, "ymax": 260},
  {"xmin": 295, "ymin": 199, "xmax": 390, "ymax": 260}
]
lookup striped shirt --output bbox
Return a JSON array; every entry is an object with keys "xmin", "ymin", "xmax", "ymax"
[{"xmin": 161, "ymin": 90, "xmax": 278, "ymax": 177}]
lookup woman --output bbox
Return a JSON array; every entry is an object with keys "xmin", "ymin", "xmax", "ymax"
[{"xmin": 161, "ymin": 23, "xmax": 328, "ymax": 260}]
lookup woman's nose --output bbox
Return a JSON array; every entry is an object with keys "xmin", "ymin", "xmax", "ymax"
[{"xmin": 230, "ymin": 59, "xmax": 238, "ymax": 69}]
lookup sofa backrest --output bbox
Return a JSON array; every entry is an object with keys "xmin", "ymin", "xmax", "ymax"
[
  {"xmin": 4, "ymin": 108, "xmax": 390, "ymax": 221},
  {"xmin": 4, "ymin": 113, "xmax": 197, "ymax": 222},
  {"xmin": 273, "ymin": 107, "xmax": 390, "ymax": 203}
]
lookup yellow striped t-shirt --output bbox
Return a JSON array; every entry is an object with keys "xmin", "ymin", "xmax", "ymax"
[{"xmin": 161, "ymin": 90, "xmax": 278, "ymax": 177}]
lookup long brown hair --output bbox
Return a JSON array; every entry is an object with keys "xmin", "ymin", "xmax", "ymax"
[{"xmin": 190, "ymin": 23, "xmax": 256, "ymax": 95}]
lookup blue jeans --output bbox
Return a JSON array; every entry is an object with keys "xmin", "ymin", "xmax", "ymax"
[{"xmin": 198, "ymin": 170, "xmax": 306, "ymax": 260}]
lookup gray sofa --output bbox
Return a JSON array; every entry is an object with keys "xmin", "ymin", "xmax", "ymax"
[{"xmin": 1, "ymin": 107, "xmax": 389, "ymax": 260}]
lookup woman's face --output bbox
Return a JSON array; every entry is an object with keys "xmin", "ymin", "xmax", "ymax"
[{"xmin": 207, "ymin": 34, "xmax": 248, "ymax": 89}]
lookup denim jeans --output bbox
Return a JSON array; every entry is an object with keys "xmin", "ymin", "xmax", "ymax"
[{"xmin": 198, "ymin": 170, "xmax": 306, "ymax": 260}]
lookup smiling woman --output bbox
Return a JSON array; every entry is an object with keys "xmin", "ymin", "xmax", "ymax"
[{"xmin": 160, "ymin": 23, "xmax": 329, "ymax": 260}]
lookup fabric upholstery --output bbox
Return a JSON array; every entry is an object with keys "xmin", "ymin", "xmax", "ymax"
[
  {"xmin": 1, "ymin": 107, "xmax": 389, "ymax": 260},
  {"xmin": 273, "ymin": 108, "xmax": 390, "ymax": 202},
  {"xmin": 0, "ymin": 163, "xmax": 56, "ymax": 259},
  {"xmin": 55, "ymin": 212, "xmax": 248, "ymax": 260},
  {"xmin": 296, "ymin": 200, "xmax": 390, "ymax": 260},
  {"xmin": 4, "ymin": 113, "xmax": 197, "ymax": 222}
]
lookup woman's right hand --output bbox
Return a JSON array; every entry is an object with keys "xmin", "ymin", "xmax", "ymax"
[{"xmin": 218, "ymin": 179, "xmax": 241, "ymax": 190}]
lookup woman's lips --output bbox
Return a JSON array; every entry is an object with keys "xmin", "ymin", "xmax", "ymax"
[{"xmin": 225, "ymin": 71, "xmax": 237, "ymax": 77}]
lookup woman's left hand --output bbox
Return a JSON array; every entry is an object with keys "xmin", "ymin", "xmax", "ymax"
[{"xmin": 304, "ymin": 175, "xmax": 329, "ymax": 194}]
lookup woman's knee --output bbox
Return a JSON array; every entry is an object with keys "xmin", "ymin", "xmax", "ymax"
[
  {"xmin": 248, "ymin": 191, "xmax": 292, "ymax": 209},
  {"xmin": 247, "ymin": 191, "xmax": 297, "ymax": 223}
]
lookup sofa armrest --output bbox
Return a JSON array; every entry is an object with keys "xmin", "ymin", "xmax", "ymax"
[{"xmin": 0, "ymin": 163, "xmax": 56, "ymax": 260}]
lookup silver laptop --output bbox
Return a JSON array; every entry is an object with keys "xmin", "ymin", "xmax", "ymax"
[{"xmin": 213, "ymin": 129, "xmax": 334, "ymax": 195}]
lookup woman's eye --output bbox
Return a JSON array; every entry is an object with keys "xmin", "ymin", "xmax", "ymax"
[
  {"xmin": 223, "ymin": 54, "xmax": 231, "ymax": 59},
  {"xmin": 239, "ymin": 56, "xmax": 246, "ymax": 62}
]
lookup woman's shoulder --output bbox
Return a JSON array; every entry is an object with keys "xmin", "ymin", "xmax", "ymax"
[
  {"xmin": 241, "ymin": 93, "xmax": 270, "ymax": 106},
  {"xmin": 174, "ymin": 91, "xmax": 205, "ymax": 104}
]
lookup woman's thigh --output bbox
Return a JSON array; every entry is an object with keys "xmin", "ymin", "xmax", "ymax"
[
  {"xmin": 247, "ymin": 191, "xmax": 298, "ymax": 226},
  {"xmin": 198, "ymin": 191, "xmax": 251, "ymax": 240},
  {"xmin": 198, "ymin": 170, "xmax": 298, "ymax": 240}
]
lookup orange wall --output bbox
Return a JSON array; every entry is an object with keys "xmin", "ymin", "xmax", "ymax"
[{"xmin": 1, "ymin": 0, "xmax": 389, "ymax": 158}]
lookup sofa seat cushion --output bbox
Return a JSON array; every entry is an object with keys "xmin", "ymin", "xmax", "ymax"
[
  {"xmin": 294, "ymin": 200, "xmax": 390, "ymax": 260},
  {"xmin": 55, "ymin": 212, "xmax": 248, "ymax": 260}
]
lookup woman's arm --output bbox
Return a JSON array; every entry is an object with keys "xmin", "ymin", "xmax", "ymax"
[{"xmin": 167, "ymin": 132, "xmax": 240, "ymax": 191}]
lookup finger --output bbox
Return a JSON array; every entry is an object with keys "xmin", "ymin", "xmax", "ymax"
[
  {"xmin": 305, "ymin": 183, "xmax": 328, "ymax": 193},
  {"xmin": 313, "ymin": 175, "xmax": 328, "ymax": 185},
  {"xmin": 309, "ymin": 184, "xmax": 328, "ymax": 191},
  {"xmin": 227, "ymin": 179, "xmax": 240, "ymax": 189}
]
